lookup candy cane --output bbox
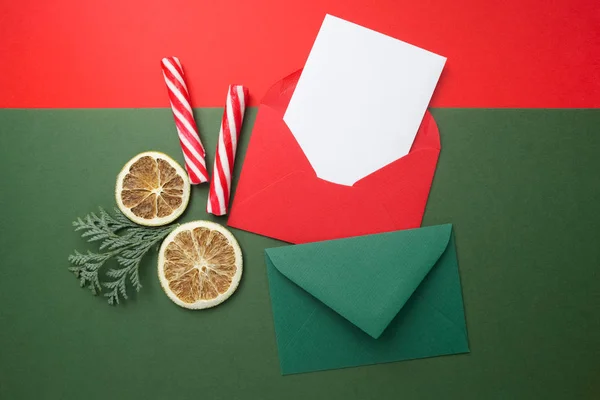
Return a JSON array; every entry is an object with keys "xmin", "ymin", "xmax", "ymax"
[
  {"xmin": 161, "ymin": 57, "xmax": 209, "ymax": 184},
  {"xmin": 207, "ymin": 85, "xmax": 248, "ymax": 215}
]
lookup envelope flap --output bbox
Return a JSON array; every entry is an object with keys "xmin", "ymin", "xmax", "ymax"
[
  {"xmin": 265, "ymin": 224, "xmax": 453, "ymax": 338},
  {"xmin": 261, "ymin": 70, "xmax": 302, "ymax": 116}
]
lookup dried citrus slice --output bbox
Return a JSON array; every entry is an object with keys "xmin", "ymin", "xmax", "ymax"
[
  {"xmin": 158, "ymin": 221, "xmax": 243, "ymax": 309},
  {"xmin": 115, "ymin": 151, "xmax": 190, "ymax": 226}
]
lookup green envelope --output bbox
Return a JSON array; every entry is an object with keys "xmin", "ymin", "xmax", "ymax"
[{"xmin": 265, "ymin": 224, "xmax": 469, "ymax": 374}]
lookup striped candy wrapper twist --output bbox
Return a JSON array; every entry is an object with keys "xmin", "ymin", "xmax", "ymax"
[
  {"xmin": 161, "ymin": 57, "xmax": 209, "ymax": 184},
  {"xmin": 207, "ymin": 85, "xmax": 249, "ymax": 216}
]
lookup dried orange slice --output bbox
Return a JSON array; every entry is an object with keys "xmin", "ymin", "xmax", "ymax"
[
  {"xmin": 157, "ymin": 221, "xmax": 243, "ymax": 309},
  {"xmin": 115, "ymin": 151, "xmax": 190, "ymax": 226}
]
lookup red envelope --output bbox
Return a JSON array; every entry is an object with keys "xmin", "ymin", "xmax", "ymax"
[{"xmin": 228, "ymin": 70, "xmax": 441, "ymax": 244}]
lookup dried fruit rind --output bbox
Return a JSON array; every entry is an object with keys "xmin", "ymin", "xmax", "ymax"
[
  {"xmin": 158, "ymin": 220, "xmax": 243, "ymax": 309},
  {"xmin": 115, "ymin": 151, "xmax": 190, "ymax": 226}
]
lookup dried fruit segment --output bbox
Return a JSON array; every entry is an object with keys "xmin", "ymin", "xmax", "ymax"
[
  {"xmin": 158, "ymin": 221, "xmax": 243, "ymax": 309},
  {"xmin": 115, "ymin": 151, "xmax": 190, "ymax": 226}
]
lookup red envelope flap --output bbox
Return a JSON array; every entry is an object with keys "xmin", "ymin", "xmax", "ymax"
[
  {"xmin": 409, "ymin": 111, "xmax": 440, "ymax": 151},
  {"xmin": 261, "ymin": 69, "xmax": 302, "ymax": 115}
]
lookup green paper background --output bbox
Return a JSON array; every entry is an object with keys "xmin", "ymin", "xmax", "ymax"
[{"xmin": 0, "ymin": 109, "xmax": 599, "ymax": 399}]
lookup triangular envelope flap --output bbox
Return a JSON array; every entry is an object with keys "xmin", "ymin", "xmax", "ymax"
[
  {"xmin": 261, "ymin": 70, "xmax": 301, "ymax": 115},
  {"xmin": 265, "ymin": 224, "xmax": 453, "ymax": 339}
]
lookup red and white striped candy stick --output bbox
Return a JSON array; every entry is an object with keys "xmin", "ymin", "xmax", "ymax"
[
  {"xmin": 161, "ymin": 57, "xmax": 209, "ymax": 184},
  {"xmin": 207, "ymin": 85, "xmax": 248, "ymax": 216}
]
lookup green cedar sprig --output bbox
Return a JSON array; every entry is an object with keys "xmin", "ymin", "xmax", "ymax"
[{"xmin": 68, "ymin": 207, "xmax": 174, "ymax": 305}]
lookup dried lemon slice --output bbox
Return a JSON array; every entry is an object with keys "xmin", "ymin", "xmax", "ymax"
[
  {"xmin": 115, "ymin": 151, "xmax": 190, "ymax": 226},
  {"xmin": 158, "ymin": 221, "xmax": 243, "ymax": 309}
]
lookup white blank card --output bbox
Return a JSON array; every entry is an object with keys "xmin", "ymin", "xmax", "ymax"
[{"xmin": 284, "ymin": 14, "xmax": 446, "ymax": 186}]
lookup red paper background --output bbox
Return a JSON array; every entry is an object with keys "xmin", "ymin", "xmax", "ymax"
[{"xmin": 1, "ymin": 0, "xmax": 598, "ymax": 108}]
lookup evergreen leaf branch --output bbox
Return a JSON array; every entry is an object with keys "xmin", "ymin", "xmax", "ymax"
[
  {"xmin": 103, "ymin": 224, "xmax": 172, "ymax": 305},
  {"xmin": 68, "ymin": 207, "xmax": 174, "ymax": 305}
]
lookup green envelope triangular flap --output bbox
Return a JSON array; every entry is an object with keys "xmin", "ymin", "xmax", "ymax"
[{"xmin": 264, "ymin": 224, "xmax": 453, "ymax": 339}]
